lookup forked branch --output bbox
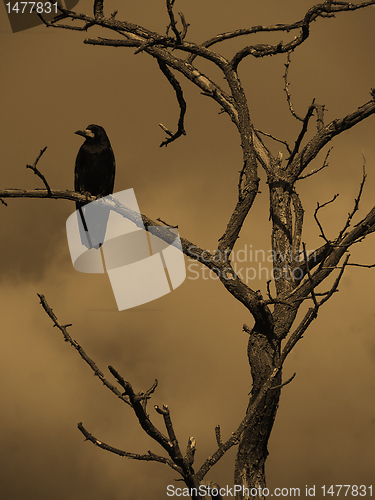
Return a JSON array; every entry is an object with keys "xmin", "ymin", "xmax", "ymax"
[
  {"xmin": 37, "ymin": 294, "xmax": 204, "ymax": 490},
  {"xmin": 314, "ymin": 194, "xmax": 339, "ymax": 243},
  {"xmin": 281, "ymin": 253, "xmax": 350, "ymax": 361},
  {"xmin": 165, "ymin": 0, "xmax": 188, "ymax": 44},
  {"xmin": 26, "ymin": 147, "xmax": 52, "ymax": 195}
]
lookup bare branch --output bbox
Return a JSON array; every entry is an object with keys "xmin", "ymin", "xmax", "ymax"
[
  {"xmin": 37, "ymin": 294, "xmax": 131, "ymax": 406},
  {"xmin": 297, "ymin": 147, "xmax": 332, "ymax": 180},
  {"xmin": 230, "ymin": 2, "xmax": 375, "ymax": 68},
  {"xmin": 347, "ymin": 262, "xmax": 375, "ymax": 268},
  {"xmin": 293, "ymin": 242, "xmax": 332, "ymax": 284},
  {"xmin": 0, "ymin": 187, "xmax": 210, "ymax": 265},
  {"xmin": 287, "ymin": 101, "xmax": 316, "ymax": 165},
  {"xmin": 154, "ymin": 404, "xmax": 184, "ymax": 462},
  {"xmin": 317, "ymin": 254, "xmax": 350, "ymax": 306},
  {"xmin": 38, "ymin": 292, "xmax": 200, "ymax": 486},
  {"xmin": 107, "ymin": 364, "xmax": 188, "ymax": 469},
  {"xmin": 324, "ymin": 262, "xmax": 375, "ymax": 269},
  {"xmin": 302, "ymin": 242, "xmax": 319, "ymax": 309},
  {"xmin": 166, "ymin": 0, "xmax": 182, "ymax": 44},
  {"xmin": 196, "ymin": 360, "xmax": 283, "ymax": 481},
  {"xmin": 1, "ymin": 184, "xmax": 274, "ymax": 332},
  {"xmin": 314, "ymin": 194, "xmax": 339, "ymax": 243},
  {"xmin": 26, "ymin": 147, "xmax": 52, "ymax": 195},
  {"xmin": 271, "ymin": 372, "xmax": 296, "ymax": 390},
  {"xmin": 187, "ymin": 1, "xmax": 375, "ymax": 65},
  {"xmin": 157, "ymin": 58, "xmax": 187, "ymax": 147},
  {"xmin": 280, "ymin": 307, "xmax": 318, "ymax": 363},
  {"xmin": 283, "ymin": 52, "xmax": 303, "ymax": 122},
  {"xmin": 264, "ymin": 298, "xmax": 295, "ymax": 308},
  {"xmin": 288, "ymin": 206, "xmax": 375, "ymax": 305},
  {"xmin": 336, "ymin": 157, "xmax": 367, "ymax": 241},
  {"xmin": 281, "ymin": 256, "xmax": 351, "ymax": 359},
  {"xmin": 141, "ymin": 379, "xmax": 158, "ymax": 411},
  {"xmin": 254, "ymin": 128, "xmax": 292, "ymax": 155},
  {"xmin": 178, "ymin": 12, "xmax": 189, "ymax": 40},
  {"xmin": 156, "ymin": 217, "xmax": 178, "ymax": 228},
  {"xmin": 288, "ymin": 98, "xmax": 375, "ymax": 180},
  {"xmin": 77, "ymin": 422, "xmax": 181, "ymax": 472}
]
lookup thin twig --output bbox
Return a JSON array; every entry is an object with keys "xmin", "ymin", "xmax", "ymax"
[
  {"xmin": 287, "ymin": 100, "xmax": 316, "ymax": 165},
  {"xmin": 77, "ymin": 422, "xmax": 181, "ymax": 472},
  {"xmin": 254, "ymin": 129, "xmax": 292, "ymax": 155},
  {"xmin": 26, "ymin": 147, "xmax": 52, "ymax": 195},
  {"xmin": 178, "ymin": 12, "xmax": 189, "ymax": 40},
  {"xmin": 157, "ymin": 59, "xmax": 187, "ymax": 147},
  {"xmin": 337, "ymin": 156, "xmax": 367, "ymax": 241},
  {"xmin": 283, "ymin": 52, "xmax": 303, "ymax": 122},
  {"xmin": 155, "ymin": 404, "xmax": 184, "ymax": 462},
  {"xmin": 166, "ymin": 0, "xmax": 182, "ymax": 44},
  {"xmin": 318, "ymin": 254, "xmax": 350, "ymax": 306},
  {"xmin": 156, "ymin": 217, "xmax": 178, "ymax": 228},
  {"xmin": 280, "ymin": 255, "xmax": 350, "ymax": 363},
  {"xmin": 302, "ymin": 242, "xmax": 318, "ymax": 308},
  {"xmin": 297, "ymin": 147, "xmax": 332, "ymax": 180},
  {"xmin": 141, "ymin": 379, "xmax": 159, "ymax": 411},
  {"xmin": 37, "ymin": 294, "xmax": 131, "ymax": 406},
  {"xmin": 323, "ymin": 262, "xmax": 375, "ymax": 269},
  {"xmin": 314, "ymin": 194, "xmax": 339, "ymax": 243},
  {"xmin": 264, "ymin": 298, "xmax": 295, "ymax": 307},
  {"xmin": 270, "ymin": 372, "xmax": 296, "ymax": 390},
  {"xmin": 107, "ymin": 366, "xmax": 183, "ymax": 463}
]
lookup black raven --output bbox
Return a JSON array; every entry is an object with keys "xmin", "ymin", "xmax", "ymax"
[{"xmin": 74, "ymin": 124, "xmax": 116, "ymax": 249}]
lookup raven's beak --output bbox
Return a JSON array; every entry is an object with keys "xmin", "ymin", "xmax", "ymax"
[{"xmin": 75, "ymin": 129, "xmax": 95, "ymax": 139}]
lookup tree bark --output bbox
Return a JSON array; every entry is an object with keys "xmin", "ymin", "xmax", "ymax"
[{"xmin": 234, "ymin": 325, "xmax": 281, "ymax": 499}]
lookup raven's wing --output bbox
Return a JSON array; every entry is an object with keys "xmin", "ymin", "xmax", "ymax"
[
  {"xmin": 74, "ymin": 144, "xmax": 116, "ymax": 249},
  {"xmin": 74, "ymin": 146, "xmax": 115, "ymax": 209}
]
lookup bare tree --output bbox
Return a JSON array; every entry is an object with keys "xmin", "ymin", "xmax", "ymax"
[{"xmin": 1, "ymin": 1, "xmax": 375, "ymax": 499}]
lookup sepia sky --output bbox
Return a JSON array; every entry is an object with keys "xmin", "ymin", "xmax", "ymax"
[{"xmin": 1, "ymin": 1, "xmax": 375, "ymax": 499}]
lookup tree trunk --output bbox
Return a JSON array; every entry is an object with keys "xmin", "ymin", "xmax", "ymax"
[{"xmin": 234, "ymin": 328, "xmax": 281, "ymax": 500}]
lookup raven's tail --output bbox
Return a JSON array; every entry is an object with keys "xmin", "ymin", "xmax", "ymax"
[{"xmin": 76, "ymin": 202, "xmax": 109, "ymax": 250}]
